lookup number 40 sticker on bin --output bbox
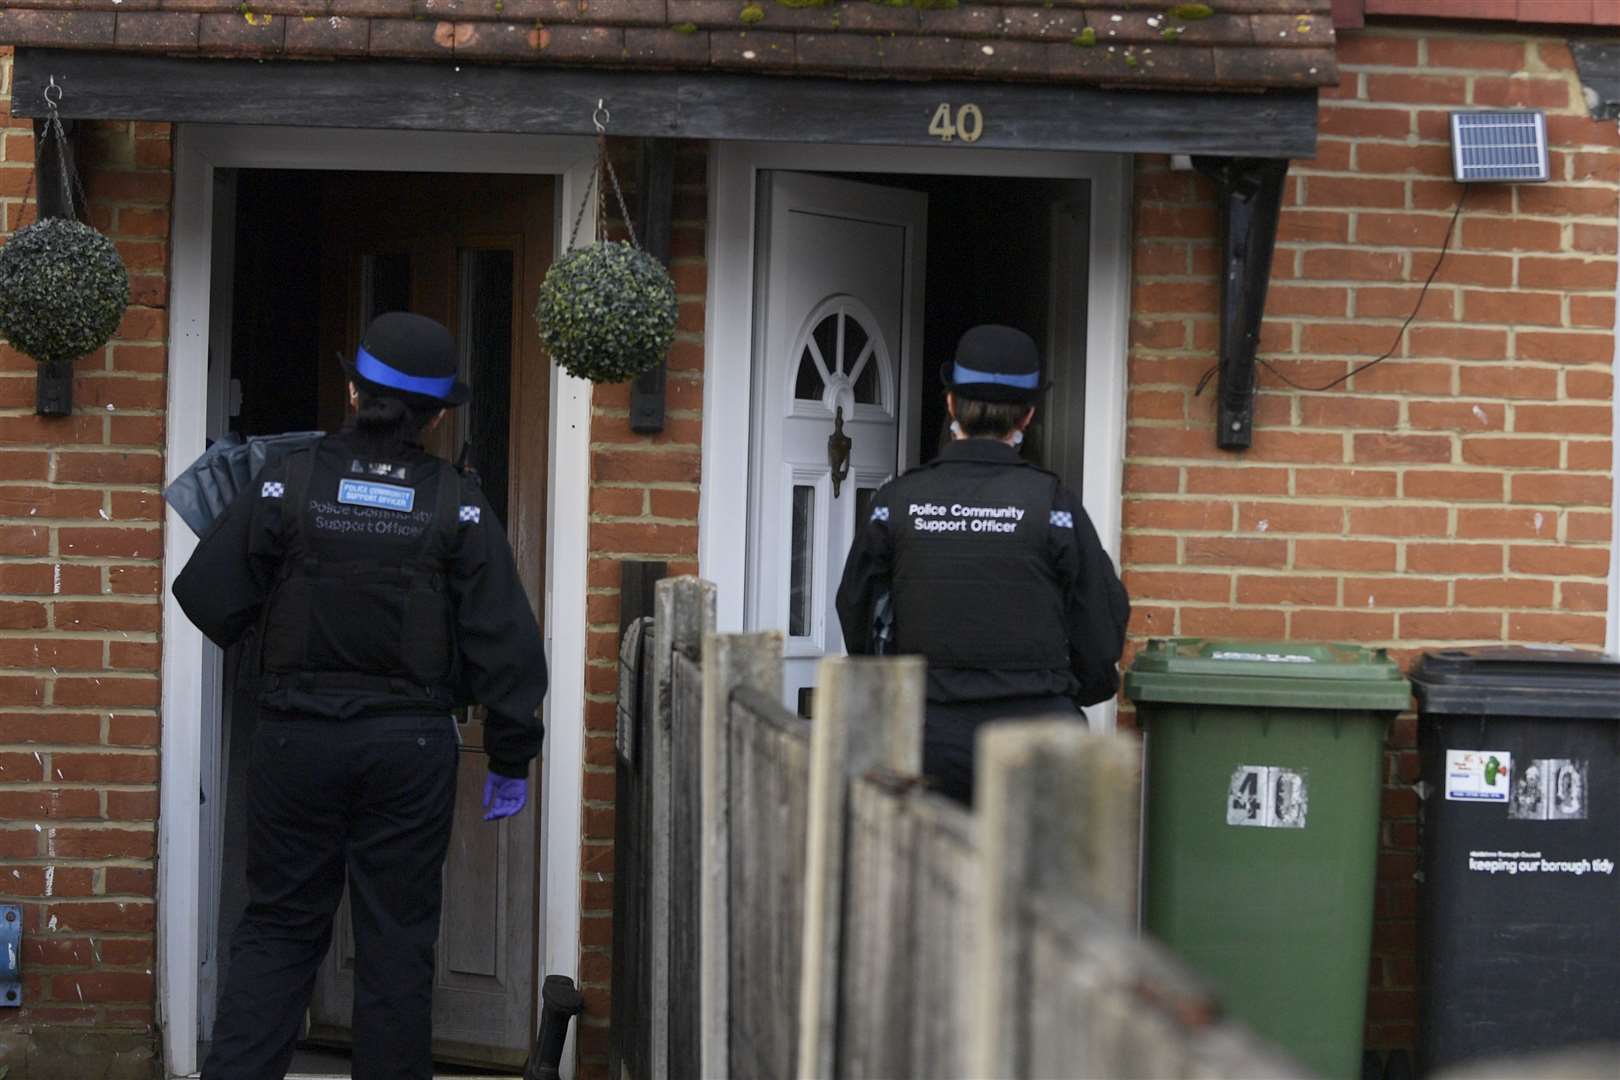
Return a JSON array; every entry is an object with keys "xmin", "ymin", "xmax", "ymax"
[{"xmin": 1227, "ymin": 765, "xmax": 1309, "ymax": 829}]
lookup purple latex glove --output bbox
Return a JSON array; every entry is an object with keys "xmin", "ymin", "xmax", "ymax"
[{"xmin": 482, "ymin": 772, "xmax": 528, "ymax": 821}]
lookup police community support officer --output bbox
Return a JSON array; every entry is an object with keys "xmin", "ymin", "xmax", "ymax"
[
  {"xmin": 836, "ymin": 324, "xmax": 1129, "ymax": 805},
  {"xmin": 174, "ymin": 312, "xmax": 548, "ymax": 1080}
]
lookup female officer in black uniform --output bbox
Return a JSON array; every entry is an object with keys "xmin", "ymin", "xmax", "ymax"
[
  {"xmin": 836, "ymin": 324, "xmax": 1129, "ymax": 805},
  {"xmin": 175, "ymin": 312, "xmax": 548, "ymax": 1080}
]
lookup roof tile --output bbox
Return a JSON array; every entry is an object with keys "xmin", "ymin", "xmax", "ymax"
[
  {"xmin": 710, "ymin": 30, "xmax": 796, "ymax": 72},
  {"xmin": 115, "ymin": 11, "xmax": 202, "ymax": 51},
  {"xmin": 284, "ymin": 13, "xmax": 370, "ymax": 56},
  {"xmin": 795, "ymin": 32, "xmax": 885, "ymax": 76},
  {"xmin": 879, "ymin": 34, "xmax": 968, "ymax": 79},
  {"xmin": 227, "ymin": 0, "xmax": 329, "ymax": 14},
  {"xmin": 923, "ymin": 5, "xmax": 1012, "ymax": 38},
  {"xmin": 365, "ymin": 15, "xmax": 446, "ymax": 59},
  {"xmin": 0, "ymin": 8, "xmax": 117, "ymax": 48},
  {"xmin": 625, "ymin": 26, "xmax": 711, "ymax": 67},
  {"xmin": 0, "ymin": 0, "xmax": 1338, "ymax": 91},
  {"xmin": 197, "ymin": 10, "xmax": 286, "ymax": 55},
  {"xmin": 528, "ymin": 24, "xmax": 626, "ymax": 63},
  {"xmin": 1250, "ymin": 13, "xmax": 1336, "ymax": 48},
  {"xmin": 834, "ymin": 4, "xmax": 920, "ymax": 35},
  {"xmin": 1001, "ymin": 7, "xmax": 1087, "ymax": 42},
  {"xmin": 1047, "ymin": 39, "xmax": 1134, "ymax": 83},
  {"xmin": 16, "ymin": 0, "xmax": 158, "ymax": 9},
  {"xmin": 450, "ymin": 20, "xmax": 543, "ymax": 61},
  {"xmin": 964, "ymin": 37, "xmax": 1050, "ymax": 79},
  {"xmin": 519, "ymin": 0, "xmax": 669, "ymax": 26},
  {"xmin": 1214, "ymin": 44, "xmax": 1335, "ymax": 86}
]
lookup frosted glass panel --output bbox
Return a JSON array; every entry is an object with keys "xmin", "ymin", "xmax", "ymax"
[{"xmin": 789, "ymin": 484, "xmax": 815, "ymax": 638}]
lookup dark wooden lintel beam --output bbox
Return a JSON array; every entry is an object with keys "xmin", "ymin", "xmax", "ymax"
[{"xmin": 13, "ymin": 49, "xmax": 1318, "ymax": 160}]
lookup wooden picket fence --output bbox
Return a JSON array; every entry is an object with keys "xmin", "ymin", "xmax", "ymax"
[{"xmin": 611, "ymin": 576, "xmax": 1303, "ymax": 1080}]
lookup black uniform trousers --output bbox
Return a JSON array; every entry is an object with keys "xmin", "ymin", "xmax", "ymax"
[
  {"xmin": 924, "ymin": 694, "xmax": 1082, "ymax": 805},
  {"xmin": 204, "ymin": 711, "xmax": 459, "ymax": 1080}
]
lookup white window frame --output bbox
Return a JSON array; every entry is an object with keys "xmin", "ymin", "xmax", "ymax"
[
  {"xmin": 161, "ymin": 125, "xmax": 596, "ymax": 1079},
  {"xmin": 700, "ymin": 142, "xmax": 1133, "ymax": 729}
]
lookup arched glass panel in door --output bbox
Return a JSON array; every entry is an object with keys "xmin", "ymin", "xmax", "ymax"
[{"xmin": 790, "ymin": 296, "xmax": 893, "ymax": 415}]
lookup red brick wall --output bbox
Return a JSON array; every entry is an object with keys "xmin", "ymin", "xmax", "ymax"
[
  {"xmin": 1125, "ymin": 27, "xmax": 1616, "ymax": 1051},
  {"xmin": 0, "ymin": 47, "xmax": 171, "ymax": 1047},
  {"xmin": 574, "ymin": 138, "xmax": 708, "ymax": 1079}
]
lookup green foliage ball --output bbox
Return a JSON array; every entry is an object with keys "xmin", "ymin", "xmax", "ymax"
[
  {"xmin": 535, "ymin": 240, "xmax": 678, "ymax": 383},
  {"xmin": 0, "ymin": 217, "xmax": 129, "ymax": 366}
]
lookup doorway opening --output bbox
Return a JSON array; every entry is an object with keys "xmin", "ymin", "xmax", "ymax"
[
  {"xmin": 746, "ymin": 170, "xmax": 1092, "ymax": 714},
  {"xmin": 197, "ymin": 166, "xmax": 551, "ymax": 1073},
  {"xmin": 854, "ymin": 173, "xmax": 1091, "ymax": 476}
]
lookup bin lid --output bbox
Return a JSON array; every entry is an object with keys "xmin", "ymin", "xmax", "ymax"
[
  {"xmin": 1411, "ymin": 646, "xmax": 1620, "ymax": 720},
  {"xmin": 1124, "ymin": 638, "xmax": 1411, "ymax": 711}
]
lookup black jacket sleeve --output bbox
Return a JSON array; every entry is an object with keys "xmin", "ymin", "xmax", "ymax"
[
  {"xmin": 172, "ymin": 462, "xmax": 286, "ymax": 649},
  {"xmin": 835, "ymin": 484, "xmax": 896, "ymax": 656},
  {"xmin": 449, "ymin": 475, "xmax": 548, "ymax": 778},
  {"xmin": 1051, "ymin": 487, "xmax": 1131, "ymax": 706}
]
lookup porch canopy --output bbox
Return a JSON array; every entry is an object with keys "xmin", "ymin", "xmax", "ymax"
[{"xmin": 4, "ymin": 0, "xmax": 1335, "ymax": 159}]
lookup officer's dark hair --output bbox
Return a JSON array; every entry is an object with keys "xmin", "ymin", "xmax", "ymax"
[
  {"xmin": 349, "ymin": 389, "xmax": 441, "ymax": 454},
  {"xmin": 952, "ymin": 397, "xmax": 1031, "ymax": 439}
]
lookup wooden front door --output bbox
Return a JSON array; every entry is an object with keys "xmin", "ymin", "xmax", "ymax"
[{"xmin": 305, "ymin": 172, "xmax": 552, "ymax": 1069}]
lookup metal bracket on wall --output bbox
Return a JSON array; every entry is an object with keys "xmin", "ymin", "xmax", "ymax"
[
  {"xmin": 629, "ymin": 139, "xmax": 676, "ymax": 435},
  {"xmin": 1193, "ymin": 156, "xmax": 1289, "ymax": 451},
  {"xmin": 1, "ymin": 903, "xmax": 21, "ymax": 1006}
]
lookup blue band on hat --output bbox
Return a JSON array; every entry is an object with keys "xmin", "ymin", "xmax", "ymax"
[
  {"xmin": 354, "ymin": 346, "xmax": 456, "ymax": 399},
  {"xmin": 951, "ymin": 362, "xmax": 1040, "ymax": 390}
]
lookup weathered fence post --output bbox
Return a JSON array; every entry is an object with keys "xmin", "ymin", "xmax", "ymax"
[
  {"xmin": 969, "ymin": 721, "xmax": 1143, "ymax": 1078},
  {"xmin": 699, "ymin": 630, "xmax": 783, "ymax": 1080},
  {"xmin": 649, "ymin": 577, "xmax": 714, "ymax": 1080},
  {"xmin": 797, "ymin": 655, "xmax": 926, "ymax": 1080}
]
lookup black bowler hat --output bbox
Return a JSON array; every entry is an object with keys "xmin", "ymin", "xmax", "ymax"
[
  {"xmin": 342, "ymin": 312, "xmax": 469, "ymax": 408},
  {"xmin": 939, "ymin": 324, "xmax": 1046, "ymax": 404}
]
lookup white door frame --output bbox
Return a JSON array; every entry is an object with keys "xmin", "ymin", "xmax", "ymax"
[
  {"xmin": 701, "ymin": 142, "xmax": 1133, "ymax": 727},
  {"xmin": 161, "ymin": 125, "xmax": 596, "ymax": 1078}
]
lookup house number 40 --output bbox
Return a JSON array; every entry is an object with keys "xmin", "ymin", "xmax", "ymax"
[{"xmin": 928, "ymin": 103, "xmax": 984, "ymax": 144}]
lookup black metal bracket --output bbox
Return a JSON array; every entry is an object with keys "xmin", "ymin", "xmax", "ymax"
[
  {"xmin": 629, "ymin": 138, "xmax": 676, "ymax": 435},
  {"xmin": 1, "ymin": 904, "xmax": 20, "ymax": 1006},
  {"xmin": 1193, "ymin": 156, "xmax": 1289, "ymax": 450}
]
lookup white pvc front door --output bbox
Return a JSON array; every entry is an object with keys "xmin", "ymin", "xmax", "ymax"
[{"xmin": 749, "ymin": 172, "xmax": 927, "ymax": 712}]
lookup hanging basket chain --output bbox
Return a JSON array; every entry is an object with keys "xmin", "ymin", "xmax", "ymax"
[
  {"xmin": 22, "ymin": 77, "xmax": 87, "ymax": 223},
  {"xmin": 565, "ymin": 100, "xmax": 640, "ymax": 252},
  {"xmin": 566, "ymin": 149, "xmax": 598, "ymax": 252}
]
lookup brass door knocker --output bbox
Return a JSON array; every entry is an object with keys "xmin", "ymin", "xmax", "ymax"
[{"xmin": 827, "ymin": 404, "xmax": 852, "ymax": 498}]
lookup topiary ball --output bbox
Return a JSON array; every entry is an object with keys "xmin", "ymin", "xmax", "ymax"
[
  {"xmin": 535, "ymin": 240, "xmax": 678, "ymax": 383},
  {"xmin": 0, "ymin": 217, "xmax": 129, "ymax": 366}
]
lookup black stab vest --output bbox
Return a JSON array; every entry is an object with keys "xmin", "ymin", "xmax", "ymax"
[
  {"xmin": 889, "ymin": 455, "xmax": 1069, "ymax": 672},
  {"xmin": 258, "ymin": 440, "xmax": 460, "ymax": 702}
]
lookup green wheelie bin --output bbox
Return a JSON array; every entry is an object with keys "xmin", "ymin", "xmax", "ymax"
[{"xmin": 1125, "ymin": 639, "xmax": 1412, "ymax": 1080}]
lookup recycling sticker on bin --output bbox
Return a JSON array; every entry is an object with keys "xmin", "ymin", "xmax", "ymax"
[{"xmin": 1444, "ymin": 749, "xmax": 1512, "ymax": 803}]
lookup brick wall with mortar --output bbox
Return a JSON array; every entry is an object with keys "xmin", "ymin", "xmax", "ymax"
[
  {"xmin": 0, "ymin": 67, "xmax": 708, "ymax": 1080},
  {"xmin": 574, "ymin": 137, "xmax": 707, "ymax": 1078},
  {"xmin": 1124, "ymin": 25, "xmax": 1617, "ymax": 1051},
  {"xmin": 0, "ymin": 47, "xmax": 169, "ymax": 1075}
]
